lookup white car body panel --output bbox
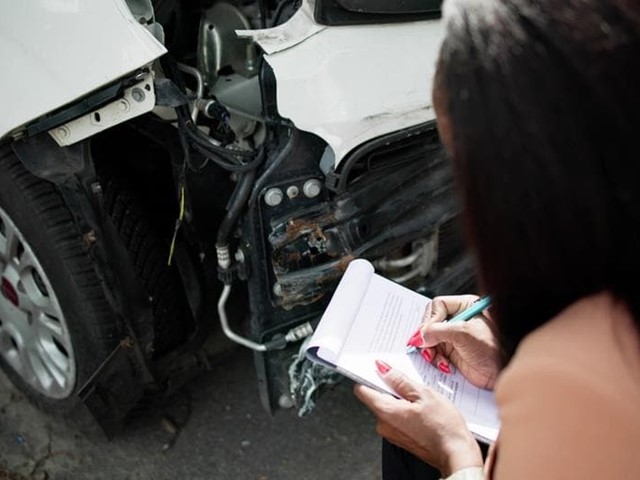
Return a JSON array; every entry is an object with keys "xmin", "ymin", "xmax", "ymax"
[
  {"xmin": 242, "ymin": 1, "xmax": 444, "ymax": 166},
  {"xmin": 0, "ymin": 0, "xmax": 166, "ymax": 140}
]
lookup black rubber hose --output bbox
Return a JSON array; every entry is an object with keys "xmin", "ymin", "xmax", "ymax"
[
  {"xmin": 216, "ymin": 150, "xmax": 263, "ymax": 247},
  {"xmin": 259, "ymin": 0, "xmax": 268, "ymax": 28},
  {"xmin": 191, "ymin": 142, "xmax": 259, "ymax": 173}
]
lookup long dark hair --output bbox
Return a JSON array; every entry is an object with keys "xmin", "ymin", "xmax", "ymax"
[{"xmin": 435, "ymin": 0, "xmax": 640, "ymax": 361}]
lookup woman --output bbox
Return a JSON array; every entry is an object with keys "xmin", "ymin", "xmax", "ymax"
[{"xmin": 355, "ymin": 0, "xmax": 640, "ymax": 478}]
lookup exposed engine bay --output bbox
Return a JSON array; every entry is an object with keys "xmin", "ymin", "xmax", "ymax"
[{"xmin": 113, "ymin": 0, "xmax": 471, "ymax": 416}]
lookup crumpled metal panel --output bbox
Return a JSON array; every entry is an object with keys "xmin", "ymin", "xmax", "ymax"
[{"xmin": 268, "ymin": 153, "xmax": 456, "ymax": 310}]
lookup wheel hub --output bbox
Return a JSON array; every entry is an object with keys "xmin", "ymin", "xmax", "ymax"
[{"xmin": 0, "ymin": 207, "xmax": 76, "ymax": 398}]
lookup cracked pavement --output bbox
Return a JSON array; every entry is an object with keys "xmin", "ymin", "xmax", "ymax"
[{"xmin": 0, "ymin": 347, "xmax": 382, "ymax": 479}]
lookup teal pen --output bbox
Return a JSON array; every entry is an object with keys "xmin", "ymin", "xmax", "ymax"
[{"xmin": 406, "ymin": 296, "xmax": 492, "ymax": 354}]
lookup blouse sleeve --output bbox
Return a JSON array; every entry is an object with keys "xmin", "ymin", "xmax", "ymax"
[{"xmin": 442, "ymin": 467, "xmax": 484, "ymax": 480}]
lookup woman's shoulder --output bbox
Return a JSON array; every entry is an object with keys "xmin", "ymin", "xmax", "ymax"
[
  {"xmin": 497, "ymin": 291, "xmax": 640, "ymax": 403},
  {"xmin": 491, "ymin": 292, "xmax": 640, "ymax": 479}
]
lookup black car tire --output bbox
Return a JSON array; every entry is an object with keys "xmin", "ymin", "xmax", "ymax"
[{"xmin": 0, "ymin": 147, "xmax": 120, "ymax": 412}]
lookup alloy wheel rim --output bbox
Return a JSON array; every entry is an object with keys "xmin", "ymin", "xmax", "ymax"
[{"xmin": 0, "ymin": 207, "xmax": 76, "ymax": 398}]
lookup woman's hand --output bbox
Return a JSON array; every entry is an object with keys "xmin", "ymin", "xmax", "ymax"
[
  {"xmin": 354, "ymin": 362, "xmax": 483, "ymax": 477},
  {"xmin": 410, "ymin": 295, "xmax": 500, "ymax": 390}
]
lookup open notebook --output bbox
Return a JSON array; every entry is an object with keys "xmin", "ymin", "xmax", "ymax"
[{"xmin": 305, "ymin": 258, "xmax": 500, "ymax": 443}]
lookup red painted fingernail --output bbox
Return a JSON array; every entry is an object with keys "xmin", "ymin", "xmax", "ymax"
[
  {"xmin": 375, "ymin": 360, "xmax": 392, "ymax": 374},
  {"xmin": 421, "ymin": 349, "xmax": 432, "ymax": 362},
  {"xmin": 406, "ymin": 330, "xmax": 424, "ymax": 348},
  {"xmin": 438, "ymin": 361, "xmax": 451, "ymax": 374}
]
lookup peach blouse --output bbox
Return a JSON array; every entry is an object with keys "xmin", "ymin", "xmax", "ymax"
[{"xmin": 486, "ymin": 292, "xmax": 640, "ymax": 479}]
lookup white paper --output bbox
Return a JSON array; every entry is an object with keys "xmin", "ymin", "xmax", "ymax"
[{"xmin": 307, "ymin": 259, "xmax": 374, "ymax": 365}]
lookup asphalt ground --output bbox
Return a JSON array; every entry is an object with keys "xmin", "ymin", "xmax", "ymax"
[{"xmin": 0, "ymin": 347, "xmax": 382, "ymax": 480}]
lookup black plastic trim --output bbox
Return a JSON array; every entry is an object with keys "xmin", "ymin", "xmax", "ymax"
[
  {"xmin": 314, "ymin": 0, "xmax": 441, "ymax": 26},
  {"xmin": 325, "ymin": 121, "xmax": 440, "ymax": 194},
  {"xmin": 336, "ymin": 0, "xmax": 442, "ymax": 14}
]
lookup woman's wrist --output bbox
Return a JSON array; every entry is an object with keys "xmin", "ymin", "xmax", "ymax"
[{"xmin": 440, "ymin": 437, "xmax": 484, "ymax": 477}]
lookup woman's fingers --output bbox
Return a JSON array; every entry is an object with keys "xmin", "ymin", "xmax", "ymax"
[
  {"xmin": 379, "ymin": 365, "xmax": 423, "ymax": 402},
  {"xmin": 405, "ymin": 294, "xmax": 499, "ymax": 386},
  {"xmin": 433, "ymin": 351, "xmax": 452, "ymax": 374},
  {"xmin": 423, "ymin": 295, "xmax": 480, "ymax": 325},
  {"xmin": 353, "ymin": 383, "xmax": 410, "ymax": 423},
  {"xmin": 354, "ymin": 362, "xmax": 424, "ymax": 406},
  {"xmin": 422, "ymin": 319, "xmax": 465, "ymax": 348},
  {"xmin": 353, "ymin": 383, "xmax": 389, "ymax": 411},
  {"xmin": 416, "ymin": 295, "xmax": 480, "ymax": 349},
  {"xmin": 420, "ymin": 347, "xmax": 435, "ymax": 363}
]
